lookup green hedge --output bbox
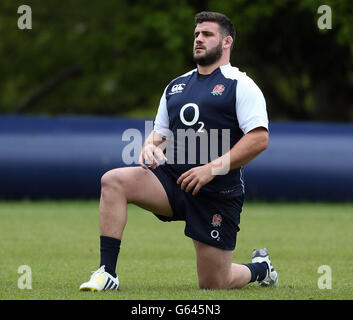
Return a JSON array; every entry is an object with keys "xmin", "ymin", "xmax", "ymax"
[{"xmin": 1, "ymin": 0, "xmax": 352, "ymax": 121}]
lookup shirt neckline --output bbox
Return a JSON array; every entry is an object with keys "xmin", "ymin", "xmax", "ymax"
[{"xmin": 196, "ymin": 63, "xmax": 231, "ymax": 80}]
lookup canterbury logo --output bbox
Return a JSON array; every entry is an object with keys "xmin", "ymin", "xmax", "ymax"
[{"xmin": 170, "ymin": 83, "xmax": 186, "ymax": 95}]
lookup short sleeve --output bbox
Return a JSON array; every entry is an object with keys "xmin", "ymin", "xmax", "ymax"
[
  {"xmin": 153, "ymin": 87, "xmax": 170, "ymax": 138},
  {"xmin": 236, "ymin": 76, "xmax": 268, "ymax": 134}
]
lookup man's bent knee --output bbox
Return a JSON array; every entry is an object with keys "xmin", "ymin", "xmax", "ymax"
[
  {"xmin": 198, "ymin": 275, "xmax": 229, "ymax": 290},
  {"xmin": 193, "ymin": 241, "xmax": 239, "ymax": 290},
  {"xmin": 101, "ymin": 169, "xmax": 126, "ymax": 197},
  {"xmin": 198, "ymin": 270, "xmax": 247, "ymax": 290},
  {"xmin": 100, "ymin": 167, "xmax": 172, "ymax": 215}
]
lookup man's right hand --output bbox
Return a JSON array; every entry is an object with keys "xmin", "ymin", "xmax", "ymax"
[{"xmin": 139, "ymin": 142, "xmax": 168, "ymax": 170}]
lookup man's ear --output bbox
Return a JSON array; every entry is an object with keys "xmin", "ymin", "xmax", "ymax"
[{"xmin": 223, "ymin": 35, "xmax": 233, "ymax": 49}]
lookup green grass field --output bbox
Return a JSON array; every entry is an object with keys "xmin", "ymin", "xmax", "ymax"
[{"xmin": 0, "ymin": 201, "xmax": 352, "ymax": 300}]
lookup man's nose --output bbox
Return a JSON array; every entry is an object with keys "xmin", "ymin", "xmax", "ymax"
[
  {"xmin": 195, "ymin": 34, "xmax": 204, "ymax": 43},
  {"xmin": 195, "ymin": 39, "xmax": 203, "ymax": 46}
]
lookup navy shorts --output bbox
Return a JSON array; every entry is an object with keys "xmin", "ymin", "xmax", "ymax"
[{"xmin": 149, "ymin": 165, "xmax": 244, "ymax": 251}]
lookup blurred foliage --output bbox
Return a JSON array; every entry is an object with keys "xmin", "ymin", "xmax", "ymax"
[{"xmin": 0, "ymin": 0, "xmax": 352, "ymax": 121}]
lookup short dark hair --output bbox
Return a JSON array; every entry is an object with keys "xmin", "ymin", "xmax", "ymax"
[{"xmin": 194, "ymin": 11, "xmax": 236, "ymax": 48}]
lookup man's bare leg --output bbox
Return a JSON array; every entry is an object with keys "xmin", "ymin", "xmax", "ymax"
[
  {"xmin": 99, "ymin": 166, "xmax": 173, "ymax": 240},
  {"xmin": 79, "ymin": 166, "xmax": 173, "ymax": 291},
  {"xmin": 193, "ymin": 240, "xmax": 252, "ymax": 289},
  {"xmin": 96, "ymin": 166, "xmax": 173, "ymax": 277}
]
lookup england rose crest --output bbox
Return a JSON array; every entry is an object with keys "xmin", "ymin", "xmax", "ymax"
[
  {"xmin": 211, "ymin": 84, "xmax": 225, "ymax": 96},
  {"xmin": 211, "ymin": 214, "xmax": 222, "ymax": 227}
]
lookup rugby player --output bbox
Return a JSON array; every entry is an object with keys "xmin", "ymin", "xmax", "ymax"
[{"xmin": 79, "ymin": 11, "xmax": 278, "ymax": 291}]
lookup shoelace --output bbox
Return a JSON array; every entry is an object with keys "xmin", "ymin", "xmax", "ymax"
[{"xmin": 89, "ymin": 266, "xmax": 105, "ymax": 280}]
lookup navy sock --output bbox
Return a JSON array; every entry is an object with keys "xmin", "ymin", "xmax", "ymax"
[
  {"xmin": 244, "ymin": 262, "xmax": 268, "ymax": 283},
  {"xmin": 100, "ymin": 235, "xmax": 121, "ymax": 278}
]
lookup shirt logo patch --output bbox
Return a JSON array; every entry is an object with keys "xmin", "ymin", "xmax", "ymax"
[
  {"xmin": 211, "ymin": 214, "xmax": 222, "ymax": 227},
  {"xmin": 211, "ymin": 84, "xmax": 225, "ymax": 96},
  {"xmin": 170, "ymin": 83, "xmax": 186, "ymax": 95}
]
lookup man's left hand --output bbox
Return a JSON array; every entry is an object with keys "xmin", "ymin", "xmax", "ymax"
[{"xmin": 177, "ymin": 163, "xmax": 215, "ymax": 196}]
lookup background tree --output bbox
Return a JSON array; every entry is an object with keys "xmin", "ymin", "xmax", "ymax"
[{"xmin": 0, "ymin": 0, "xmax": 352, "ymax": 122}]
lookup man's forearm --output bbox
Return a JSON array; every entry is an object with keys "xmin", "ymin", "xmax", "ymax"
[
  {"xmin": 209, "ymin": 127, "xmax": 269, "ymax": 175},
  {"xmin": 143, "ymin": 131, "xmax": 166, "ymax": 148}
]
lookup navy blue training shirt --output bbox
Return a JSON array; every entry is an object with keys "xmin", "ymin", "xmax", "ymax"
[{"xmin": 153, "ymin": 63, "xmax": 268, "ymax": 197}]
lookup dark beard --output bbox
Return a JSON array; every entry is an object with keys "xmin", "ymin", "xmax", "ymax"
[{"xmin": 193, "ymin": 41, "xmax": 223, "ymax": 66}]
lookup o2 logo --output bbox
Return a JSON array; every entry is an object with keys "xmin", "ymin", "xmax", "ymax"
[{"xmin": 179, "ymin": 103, "xmax": 205, "ymax": 133}]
